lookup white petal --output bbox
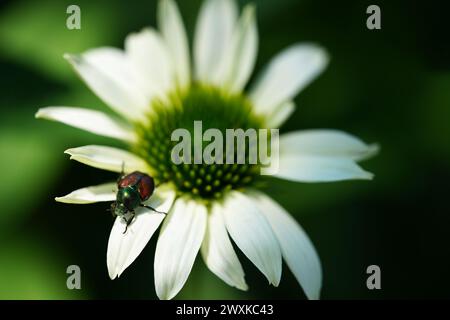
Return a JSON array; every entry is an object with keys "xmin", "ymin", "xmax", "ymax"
[
  {"xmin": 158, "ymin": 0, "xmax": 190, "ymax": 88},
  {"xmin": 154, "ymin": 198, "xmax": 207, "ymax": 300},
  {"xmin": 222, "ymin": 191, "xmax": 282, "ymax": 286},
  {"xmin": 125, "ymin": 28, "xmax": 174, "ymax": 101},
  {"xmin": 223, "ymin": 5, "xmax": 258, "ymax": 92},
  {"xmin": 251, "ymin": 191, "xmax": 322, "ymax": 300},
  {"xmin": 201, "ymin": 203, "xmax": 248, "ymax": 291},
  {"xmin": 107, "ymin": 188, "xmax": 175, "ymax": 279},
  {"xmin": 266, "ymin": 101, "xmax": 295, "ymax": 128},
  {"xmin": 64, "ymin": 145, "xmax": 150, "ymax": 173},
  {"xmin": 280, "ymin": 130, "xmax": 379, "ymax": 161},
  {"xmin": 276, "ymin": 155, "xmax": 374, "ymax": 182},
  {"xmin": 194, "ymin": 0, "xmax": 238, "ymax": 85},
  {"xmin": 35, "ymin": 107, "xmax": 136, "ymax": 143},
  {"xmin": 55, "ymin": 183, "xmax": 117, "ymax": 204},
  {"xmin": 250, "ymin": 44, "xmax": 329, "ymax": 114},
  {"xmin": 65, "ymin": 48, "xmax": 147, "ymax": 121}
]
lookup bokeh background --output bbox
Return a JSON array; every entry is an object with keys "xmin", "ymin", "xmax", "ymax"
[{"xmin": 0, "ymin": 0, "xmax": 449, "ymax": 299}]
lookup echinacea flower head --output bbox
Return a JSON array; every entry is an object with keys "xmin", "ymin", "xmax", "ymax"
[{"xmin": 36, "ymin": 0, "xmax": 377, "ymax": 300}]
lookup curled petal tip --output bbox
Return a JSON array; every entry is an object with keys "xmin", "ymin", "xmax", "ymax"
[
  {"xmin": 240, "ymin": 284, "xmax": 249, "ymax": 291},
  {"xmin": 64, "ymin": 148, "xmax": 74, "ymax": 156},
  {"xmin": 362, "ymin": 171, "xmax": 375, "ymax": 180},
  {"xmin": 63, "ymin": 53, "xmax": 76, "ymax": 61},
  {"xmin": 35, "ymin": 109, "xmax": 44, "ymax": 119},
  {"xmin": 367, "ymin": 143, "xmax": 380, "ymax": 158},
  {"xmin": 109, "ymin": 273, "xmax": 117, "ymax": 280}
]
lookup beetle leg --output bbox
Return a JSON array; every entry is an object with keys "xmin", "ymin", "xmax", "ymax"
[
  {"xmin": 117, "ymin": 161, "xmax": 126, "ymax": 183},
  {"xmin": 122, "ymin": 216, "xmax": 128, "ymax": 234},
  {"xmin": 140, "ymin": 204, "xmax": 167, "ymax": 215},
  {"xmin": 122, "ymin": 212, "xmax": 135, "ymax": 234}
]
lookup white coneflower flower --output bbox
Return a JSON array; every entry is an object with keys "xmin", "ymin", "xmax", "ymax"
[{"xmin": 36, "ymin": 0, "xmax": 377, "ymax": 300}]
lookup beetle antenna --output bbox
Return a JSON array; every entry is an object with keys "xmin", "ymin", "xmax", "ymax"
[
  {"xmin": 141, "ymin": 204, "xmax": 167, "ymax": 215},
  {"xmin": 117, "ymin": 162, "xmax": 126, "ymax": 183}
]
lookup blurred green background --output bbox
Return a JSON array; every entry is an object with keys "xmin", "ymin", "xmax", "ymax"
[{"xmin": 0, "ymin": 0, "xmax": 449, "ymax": 299}]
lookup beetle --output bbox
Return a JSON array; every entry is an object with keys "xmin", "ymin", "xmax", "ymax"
[{"xmin": 111, "ymin": 169, "xmax": 166, "ymax": 233}]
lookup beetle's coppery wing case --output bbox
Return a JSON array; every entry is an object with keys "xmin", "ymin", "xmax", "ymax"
[{"xmin": 118, "ymin": 171, "xmax": 155, "ymax": 201}]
